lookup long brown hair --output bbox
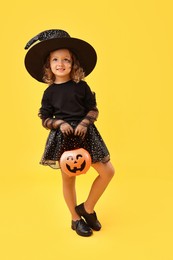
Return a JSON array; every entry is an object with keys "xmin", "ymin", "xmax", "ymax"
[{"xmin": 42, "ymin": 49, "xmax": 85, "ymax": 84}]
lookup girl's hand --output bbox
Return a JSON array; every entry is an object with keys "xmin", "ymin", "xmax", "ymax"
[
  {"xmin": 74, "ymin": 123, "xmax": 88, "ymax": 139},
  {"xmin": 60, "ymin": 122, "xmax": 73, "ymax": 135}
]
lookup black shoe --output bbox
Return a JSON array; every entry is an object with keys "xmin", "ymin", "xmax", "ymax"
[
  {"xmin": 71, "ymin": 219, "xmax": 93, "ymax": 237},
  {"xmin": 75, "ymin": 203, "xmax": 102, "ymax": 231}
]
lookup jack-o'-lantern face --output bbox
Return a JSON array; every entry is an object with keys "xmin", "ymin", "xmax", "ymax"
[{"xmin": 60, "ymin": 148, "xmax": 91, "ymax": 177}]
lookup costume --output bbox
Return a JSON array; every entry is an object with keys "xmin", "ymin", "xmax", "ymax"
[
  {"xmin": 24, "ymin": 29, "xmax": 110, "ymax": 169},
  {"xmin": 39, "ymin": 80, "xmax": 110, "ymax": 169}
]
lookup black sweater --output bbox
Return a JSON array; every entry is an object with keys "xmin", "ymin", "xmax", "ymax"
[{"xmin": 39, "ymin": 80, "xmax": 97, "ymax": 122}]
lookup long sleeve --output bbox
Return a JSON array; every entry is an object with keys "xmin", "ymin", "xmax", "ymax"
[
  {"xmin": 84, "ymin": 89, "xmax": 99, "ymax": 123},
  {"xmin": 38, "ymin": 90, "xmax": 54, "ymax": 120}
]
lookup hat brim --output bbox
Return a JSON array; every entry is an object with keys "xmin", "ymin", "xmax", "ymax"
[{"xmin": 24, "ymin": 37, "xmax": 97, "ymax": 82}]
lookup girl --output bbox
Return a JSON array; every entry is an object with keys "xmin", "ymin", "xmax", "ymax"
[{"xmin": 24, "ymin": 29, "xmax": 115, "ymax": 237}]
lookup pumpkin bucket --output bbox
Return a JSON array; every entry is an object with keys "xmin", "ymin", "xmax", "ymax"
[{"xmin": 60, "ymin": 148, "xmax": 91, "ymax": 177}]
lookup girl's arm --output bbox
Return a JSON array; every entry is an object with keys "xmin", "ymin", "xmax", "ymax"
[
  {"xmin": 41, "ymin": 118, "xmax": 73, "ymax": 135},
  {"xmin": 79, "ymin": 108, "xmax": 99, "ymax": 127},
  {"xmin": 41, "ymin": 118, "xmax": 65, "ymax": 129}
]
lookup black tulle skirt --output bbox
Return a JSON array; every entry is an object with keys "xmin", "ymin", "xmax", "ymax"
[{"xmin": 40, "ymin": 121, "xmax": 110, "ymax": 169}]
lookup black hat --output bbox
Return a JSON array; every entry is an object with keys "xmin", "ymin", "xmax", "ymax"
[{"xmin": 24, "ymin": 29, "xmax": 97, "ymax": 82}]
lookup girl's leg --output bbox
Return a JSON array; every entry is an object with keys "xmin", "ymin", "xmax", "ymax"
[
  {"xmin": 61, "ymin": 170, "xmax": 80, "ymax": 221},
  {"xmin": 84, "ymin": 161, "xmax": 115, "ymax": 213},
  {"xmin": 75, "ymin": 161, "xmax": 114, "ymax": 230},
  {"xmin": 61, "ymin": 170, "xmax": 93, "ymax": 237}
]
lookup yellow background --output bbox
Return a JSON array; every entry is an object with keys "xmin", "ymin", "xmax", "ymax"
[{"xmin": 1, "ymin": 0, "xmax": 173, "ymax": 259}]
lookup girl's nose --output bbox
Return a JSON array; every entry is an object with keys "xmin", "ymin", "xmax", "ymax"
[{"xmin": 57, "ymin": 60, "xmax": 63, "ymax": 65}]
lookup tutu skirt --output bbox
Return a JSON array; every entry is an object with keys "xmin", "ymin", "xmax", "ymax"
[{"xmin": 40, "ymin": 122, "xmax": 110, "ymax": 169}]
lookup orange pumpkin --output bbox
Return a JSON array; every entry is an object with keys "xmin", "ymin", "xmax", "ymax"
[{"xmin": 60, "ymin": 148, "xmax": 91, "ymax": 177}]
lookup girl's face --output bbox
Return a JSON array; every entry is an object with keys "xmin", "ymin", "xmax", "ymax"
[{"xmin": 49, "ymin": 49, "xmax": 72, "ymax": 83}]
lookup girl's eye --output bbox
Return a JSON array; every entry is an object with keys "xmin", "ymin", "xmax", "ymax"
[
  {"xmin": 51, "ymin": 58, "xmax": 72, "ymax": 63},
  {"xmin": 64, "ymin": 58, "xmax": 71, "ymax": 63}
]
